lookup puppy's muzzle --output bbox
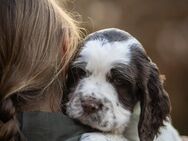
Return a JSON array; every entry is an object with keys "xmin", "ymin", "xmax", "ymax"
[{"xmin": 81, "ymin": 96, "xmax": 103, "ymax": 114}]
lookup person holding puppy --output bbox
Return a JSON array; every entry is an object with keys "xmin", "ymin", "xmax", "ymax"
[
  {"xmin": 1, "ymin": 1, "xmax": 187, "ymax": 141},
  {"xmin": 0, "ymin": 0, "xmax": 91, "ymax": 141}
]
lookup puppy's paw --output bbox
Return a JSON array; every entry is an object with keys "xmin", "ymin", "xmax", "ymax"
[{"xmin": 80, "ymin": 133, "xmax": 109, "ymax": 141}]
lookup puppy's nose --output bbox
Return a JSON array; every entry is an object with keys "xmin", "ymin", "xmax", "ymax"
[{"xmin": 81, "ymin": 98, "xmax": 103, "ymax": 114}]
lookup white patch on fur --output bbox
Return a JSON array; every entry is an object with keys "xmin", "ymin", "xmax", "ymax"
[
  {"xmin": 81, "ymin": 132, "xmax": 128, "ymax": 141},
  {"xmin": 76, "ymin": 39, "xmax": 132, "ymax": 74},
  {"xmin": 80, "ymin": 133, "xmax": 108, "ymax": 141},
  {"xmin": 155, "ymin": 121, "xmax": 182, "ymax": 141}
]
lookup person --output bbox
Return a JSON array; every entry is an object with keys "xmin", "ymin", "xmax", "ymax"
[{"xmin": 0, "ymin": 0, "xmax": 91, "ymax": 141}]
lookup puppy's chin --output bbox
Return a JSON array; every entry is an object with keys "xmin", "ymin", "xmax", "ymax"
[{"xmin": 66, "ymin": 95, "xmax": 131, "ymax": 134}]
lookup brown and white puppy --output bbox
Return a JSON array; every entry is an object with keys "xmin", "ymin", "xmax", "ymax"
[{"xmin": 65, "ymin": 28, "xmax": 181, "ymax": 141}]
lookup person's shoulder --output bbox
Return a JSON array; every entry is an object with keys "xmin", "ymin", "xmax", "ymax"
[{"xmin": 18, "ymin": 112, "xmax": 92, "ymax": 141}]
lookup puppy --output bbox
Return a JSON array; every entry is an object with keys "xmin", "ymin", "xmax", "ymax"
[{"xmin": 65, "ymin": 28, "xmax": 182, "ymax": 141}]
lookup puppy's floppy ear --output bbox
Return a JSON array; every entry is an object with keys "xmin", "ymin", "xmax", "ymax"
[{"xmin": 138, "ymin": 62, "xmax": 171, "ymax": 141}]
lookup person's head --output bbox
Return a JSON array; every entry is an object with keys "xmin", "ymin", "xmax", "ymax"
[{"xmin": 0, "ymin": 0, "xmax": 81, "ymax": 140}]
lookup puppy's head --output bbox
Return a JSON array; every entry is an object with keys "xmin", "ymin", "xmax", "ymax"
[{"xmin": 65, "ymin": 28, "xmax": 170, "ymax": 140}]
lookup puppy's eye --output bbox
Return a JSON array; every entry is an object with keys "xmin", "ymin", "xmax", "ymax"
[
  {"xmin": 75, "ymin": 68, "xmax": 86, "ymax": 79},
  {"xmin": 108, "ymin": 68, "xmax": 131, "ymax": 87},
  {"xmin": 73, "ymin": 67, "xmax": 92, "ymax": 80},
  {"xmin": 112, "ymin": 77, "xmax": 124, "ymax": 86}
]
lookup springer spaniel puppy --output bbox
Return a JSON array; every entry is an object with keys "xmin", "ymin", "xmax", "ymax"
[{"xmin": 65, "ymin": 28, "xmax": 182, "ymax": 141}]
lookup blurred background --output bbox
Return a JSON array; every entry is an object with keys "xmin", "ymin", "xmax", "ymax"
[{"xmin": 60, "ymin": 0, "xmax": 188, "ymax": 135}]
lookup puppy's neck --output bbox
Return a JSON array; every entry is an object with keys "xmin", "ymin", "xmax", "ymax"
[
  {"xmin": 110, "ymin": 103, "xmax": 140, "ymax": 136},
  {"xmin": 124, "ymin": 102, "xmax": 140, "ymax": 141}
]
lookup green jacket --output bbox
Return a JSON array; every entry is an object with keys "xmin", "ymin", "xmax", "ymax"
[{"xmin": 18, "ymin": 112, "xmax": 93, "ymax": 141}]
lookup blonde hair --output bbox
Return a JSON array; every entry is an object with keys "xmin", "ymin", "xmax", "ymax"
[{"xmin": 0, "ymin": 0, "xmax": 81, "ymax": 140}]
